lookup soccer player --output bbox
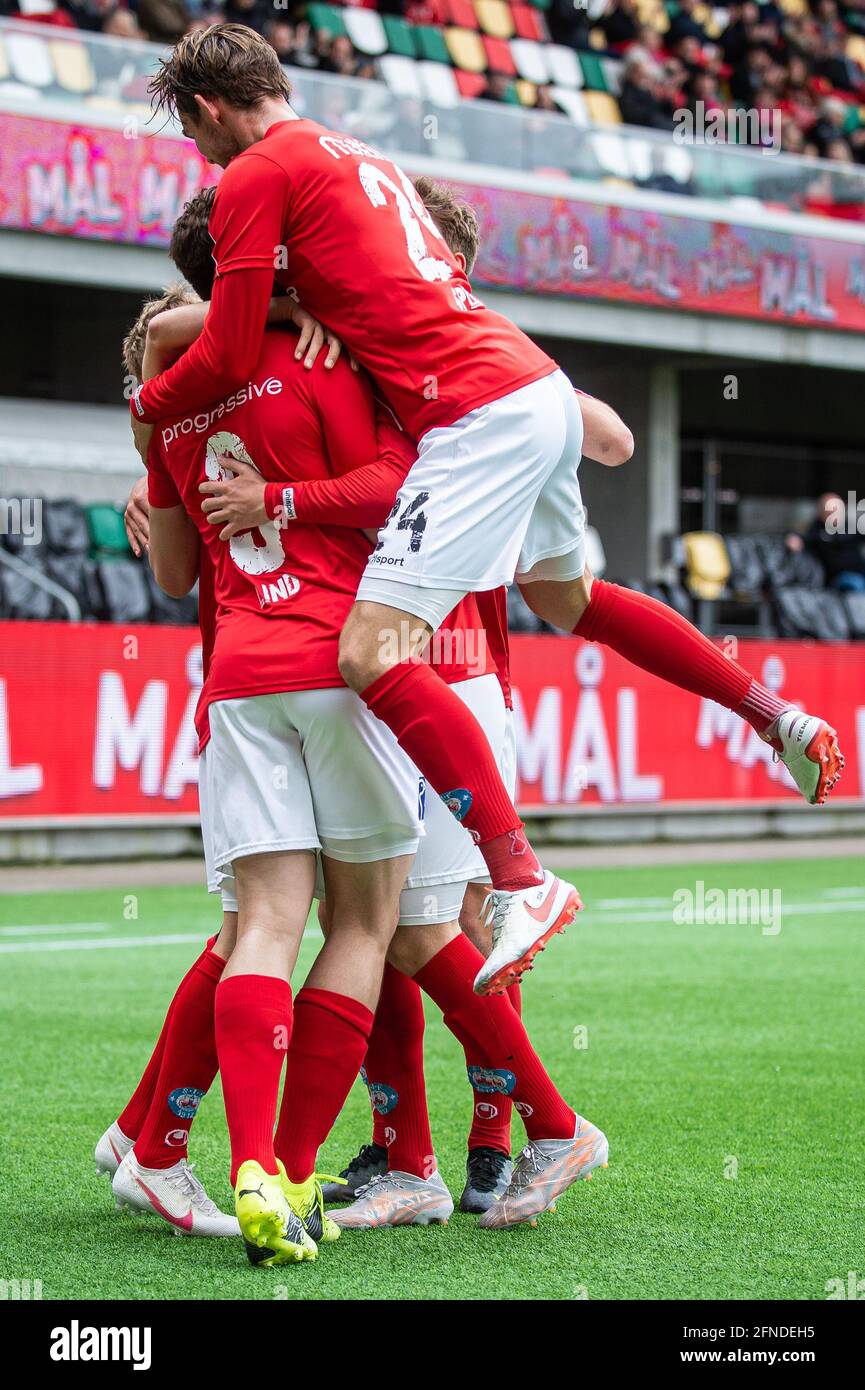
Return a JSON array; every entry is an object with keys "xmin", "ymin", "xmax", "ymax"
[{"xmin": 132, "ymin": 25, "xmax": 842, "ymax": 1011}]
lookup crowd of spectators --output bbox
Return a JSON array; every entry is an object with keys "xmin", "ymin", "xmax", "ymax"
[{"xmin": 5, "ymin": 0, "xmax": 865, "ymax": 167}]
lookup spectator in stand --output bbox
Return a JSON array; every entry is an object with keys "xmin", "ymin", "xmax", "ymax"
[
  {"xmin": 547, "ymin": 0, "xmax": 590, "ymax": 51},
  {"xmin": 599, "ymin": 0, "xmax": 640, "ymax": 51},
  {"xmin": 619, "ymin": 52, "xmax": 676, "ymax": 130},
  {"xmin": 787, "ymin": 495, "xmax": 865, "ymax": 591},
  {"xmin": 667, "ymin": 0, "xmax": 710, "ymax": 47},
  {"xmin": 102, "ymin": 7, "xmax": 145, "ymax": 40}
]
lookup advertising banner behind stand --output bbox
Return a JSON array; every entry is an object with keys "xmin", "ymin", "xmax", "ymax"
[{"xmin": 1, "ymin": 623, "xmax": 862, "ymax": 823}]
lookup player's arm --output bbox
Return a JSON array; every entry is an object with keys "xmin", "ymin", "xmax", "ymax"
[
  {"xmin": 578, "ymin": 391, "xmax": 634, "ymax": 467},
  {"xmin": 144, "ymin": 438, "xmax": 199, "ymax": 597},
  {"xmin": 271, "ymin": 411, "xmax": 411, "ymax": 529},
  {"xmin": 131, "ymin": 156, "xmax": 289, "ymax": 423},
  {"xmin": 145, "ymin": 297, "xmax": 347, "ymax": 377}
]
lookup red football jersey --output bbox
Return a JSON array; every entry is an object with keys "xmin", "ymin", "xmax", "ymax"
[{"xmin": 137, "ymin": 119, "xmax": 555, "ymax": 437}]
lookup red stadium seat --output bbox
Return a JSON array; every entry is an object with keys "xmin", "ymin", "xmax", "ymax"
[
  {"xmin": 442, "ymin": 0, "xmax": 480, "ymax": 29},
  {"xmin": 511, "ymin": 3, "xmax": 547, "ymax": 41},
  {"xmin": 483, "ymin": 35, "xmax": 517, "ymax": 75},
  {"xmin": 454, "ymin": 67, "xmax": 488, "ymax": 96}
]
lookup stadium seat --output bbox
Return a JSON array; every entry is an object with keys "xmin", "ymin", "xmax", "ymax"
[
  {"xmin": 307, "ymin": 3, "xmax": 349, "ymax": 38},
  {"xmin": 511, "ymin": 3, "xmax": 547, "ymax": 41},
  {"xmin": 602, "ymin": 57, "xmax": 624, "ymax": 96},
  {"xmin": 96, "ymin": 558, "xmax": 152, "ymax": 625},
  {"xmin": 445, "ymin": 27, "xmax": 488, "ymax": 72},
  {"xmin": 6, "ymin": 30, "xmax": 52, "ymax": 88},
  {"xmin": 483, "ymin": 35, "xmax": 517, "ymax": 74},
  {"xmin": 584, "ymin": 91, "xmax": 622, "ymax": 125},
  {"xmin": 723, "ymin": 533, "xmax": 764, "ymax": 596},
  {"xmin": 682, "ymin": 532, "xmax": 730, "ymax": 599},
  {"xmin": 378, "ymin": 54, "xmax": 422, "ymax": 97},
  {"xmin": 510, "ymin": 38, "xmax": 549, "ymax": 83},
  {"xmin": 842, "ymin": 591, "xmax": 865, "ymax": 639},
  {"xmin": 48, "ymin": 38, "xmax": 95, "ymax": 95},
  {"xmin": 578, "ymin": 51, "xmax": 609, "ymax": 92},
  {"xmin": 546, "ymin": 44, "xmax": 583, "ymax": 89},
  {"xmin": 443, "ymin": 0, "xmax": 480, "ymax": 28},
  {"xmin": 0, "ymin": 498, "xmax": 47, "ymax": 557},
  {"xmin": 756, "ymin": 535, "xmax": 824, "ymax": 591},
  {"xmin": 45, "ymin": 552, "xmax": 101, "ymax": 620},
  {"xmin": 381, "ymin": 15, "xmax": 418, "ymax": 58},
  {"xmin": 515, "ymin": 78, "xmax": 538, "ymax": 105},
  {"xmin": 551, "ymin": 87, "xmax": 589, "ymax": 124},
  {"xmin": 418, "ymin": 59, "xmax": 460, "ymax": 106},
  {"xmin": 143, "ymin": 566, "xmax": 198, "ymax": 627},
  {"xmin": 0, "ymin": 558, "xmax": 58, "ymax": 621},
  {"xmin": 86, "ymin": 504, "xmax": 129, "ymax": 555},
  {"xmin": 474, "ymin": 0, "xmax": 515, "ymax": 38},
  {"xmin": 43, "ymin": 498, "xmax": 90, "ymax": 556},
  {"xmin": 344, "ymin": 9, "xmax": 388, "ymax": 57},
  {"xmin": 527, "ymin": 0, "xmax": 551, "ymax": 10},
  {"xmin": 454, "ymin": 68, "xmax": 488, "ymax": 97},
  {"xmin": 415, "ymin": 25, "xmax": 452, "ymax": 64},
  {"xmin": 665, "ymin": 581, "xmax": 694, "ymax": 621},
  {"xmin": 774, "ymin": 587, "xmax": 849, "ymax": 641}
]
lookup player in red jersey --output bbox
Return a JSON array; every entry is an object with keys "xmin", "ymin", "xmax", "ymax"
[
  {"xmin": 138, "ymin": 31, "xmax": 843, "ymax": 941},
  {"xmin": 132, "ymin": 24, "xmax": 587, "ymax": 1000},
  {"xmin": 108, "ymin": 212, "xmax": 608, "ymax": 1248}
]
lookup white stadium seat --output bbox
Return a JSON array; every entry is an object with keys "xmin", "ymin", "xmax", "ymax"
[
  {"xmin": 546, "ymin": 44, "xmax": 583, "ymax": 89},
  {"xmin": 7, "ymin": 31, "xmax": 53, "ymax": 88},
  {"xmin": 344, "ymin": 9, "xmax": 388, "ymax": 58},
  {"xmin": 378, "ymin": 54, "xmax": 422, "ymax": 99},
  {"xmin": 418, "ymin": 60, "xmax": 460, "ymax": 108},
  {"xmin": 550, "ymin": 86, "xmax": 588, "ymax": 125},
  {"xmin": 510, "ymin": 38, "xmax": 549, "ymax": 85}
]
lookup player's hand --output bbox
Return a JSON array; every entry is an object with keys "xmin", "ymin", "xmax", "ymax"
[
  {"xmin": 130, "ymin": 414, "xmax": 153, "ymax": 467},
  {"xmin": 267, "ymin": 297, "xmax": 358, "ymax": 372},
  {"xmin": 124, "ymin": 475, "xmax": 150, "ymax": 556},
  {"xmin": 199, "ymin": 454, "xmax": 269, "ymax": 539}
]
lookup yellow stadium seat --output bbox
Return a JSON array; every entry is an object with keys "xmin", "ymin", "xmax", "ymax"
[
  {"xmin": 589, "ymin": 26, "xmax": 606, "ymax": 49},
  {"xmin": 49, "ymin": 40, "xmax": 95, "ymax": 95},
  {"xmin": 474, "ymin": 0, "xmax": 514, "ymax": 39},
  {"xmin": 584, "ymin": 90, "xmax": 622, "ymax": 125},
  {"xmin": 682, "ymin": 533, "xmax": 730, "ymax": 600},
  {"xmin": 778, "ymin": 0, "xmax": 807, "ymax": 14},
  {"xmin": 445, "ymin": 26, "xmax": 488, "ymax": 72},
  {"xmin": 515, "ymin": 78, "xmax": 537, "ymax": 105},
  {"xmin": 846, "ymin": 35, "xmax": 865, "ymax": 67}
]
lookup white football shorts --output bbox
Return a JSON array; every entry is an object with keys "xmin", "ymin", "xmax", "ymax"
[
  {"xmin": 357, "ymin": 368, "xmax": 585, "ymax": 629},
  {"xmin": 204, "ymin": 686, "xmax": 424, "ymax": 876},
  {"xmin": 199, "ymin": 744, "xmax": 239, "ymax": 914}
]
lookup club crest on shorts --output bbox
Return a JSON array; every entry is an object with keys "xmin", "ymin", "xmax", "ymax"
[
  {"xmin": 467, "ymin": 1065, "xmax": 516, "ymax": 1095},
  {"xmin": 441, "ymin": 787, "xmax": 472, "ymax": 821},
  {"xmin": 167, "ymin": 1087, "xmax": 205, "ymax": 1119}
]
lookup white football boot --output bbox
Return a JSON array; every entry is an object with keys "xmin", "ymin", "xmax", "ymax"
[
  {"xmin": 112, "ymin": 1150, "xmax": 240, "ymax": 1237},
  {"xmin": 473, "ymin": 870, "xmax": 581, "ymax": 995},
  {"xmin": 479, "ymin": 1116, "xmax": 609, "ymax": 1230},
  {"xmin": 763, "ymin": 710, "xmax": 844, "ymax": 805},
  {"xmin": 329, "ymin": 1170, "xmax": 454, "ymax": 1229},
  {"xmin": 94, "ymin": 1121, "xmax": 134, "ymax": 1178}
]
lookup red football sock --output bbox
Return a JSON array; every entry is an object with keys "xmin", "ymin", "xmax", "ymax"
[
  {"xmin": 275, "ymin": 988, "xmax": 374, "ymax": 1184},
  {"xmin": 117, "ymin": 935, "xmax": 220, "ymax": 1140},
  {"xmin": 214, "ymin": 974, "xmax": 293, "ymax": 1186},
  {"xmin": 414, "ymin": 937, "xmax": 575, "ymax": 1142},
  {"xmin": 467, "ymin": 981, "xmax": 522, "ymax": 1154},
  {"xmin": 361, "ymin": 660, "xmax": 541, "ymax": 890},
  {"xmin": 575, "ymin": 580, "xmax": 790, "ymax": 734},
  {"xmin": 362, "ymin": 966, "xmax": 432, "ymax": 1177},
  {"xmin": 133, "ymin": 943, "xmax": 225, "ymax": 1169}
]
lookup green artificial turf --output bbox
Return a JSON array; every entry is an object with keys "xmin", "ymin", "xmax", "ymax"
[{"xmin": 1, "ymin": 856, "xmax": 863, "ymax": 1301}]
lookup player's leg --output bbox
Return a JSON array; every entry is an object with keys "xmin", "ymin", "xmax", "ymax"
[
  {"xmin": 205, "ymin": 692, "xmax": 323, "ymax": 1266},
  {"xmin": 519, "ymin": 569, "xmax": 844, "ymax": 804},
  {"xmin": 341, "ymin": 376, "xmax": 584, "ymax": 990},
  {"xmin": 108, "ymin": 906, "xmax": 239, "ymax": 1238},
  {"xmin": 272, "ymin": 685, "xmax": 422, "ymax": 1241}
]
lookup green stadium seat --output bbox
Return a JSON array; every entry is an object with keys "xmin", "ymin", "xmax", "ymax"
[
  {"xmin": 415, "ymin": 26, "xmax": 452, "ymax": 64},
  {"xmin": 86, "ymin": 504, "xmax": 130, "ymax": 556},
  {"xmin": 382, "ymin": 15, "xmax": 419, "ymax": 58},
  {"xmin": 307, "ymin": 3, "xmax": 348, "ymax": 38},
  {"xmin": 527, "ymin": 0, "xmax": 551, "ymax": 11},
  {"xmin": 578, "ymin": 50, "xmax": 609, "ymax": 91}
]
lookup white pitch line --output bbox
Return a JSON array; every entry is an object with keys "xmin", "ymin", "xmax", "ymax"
[
  {"xmin": 0, "ymin": 922, "xmax": 111, "ymax": 937},
  {"xmin": 0, "ymin": 925, "xmax": 324, "ymax": 955}
]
